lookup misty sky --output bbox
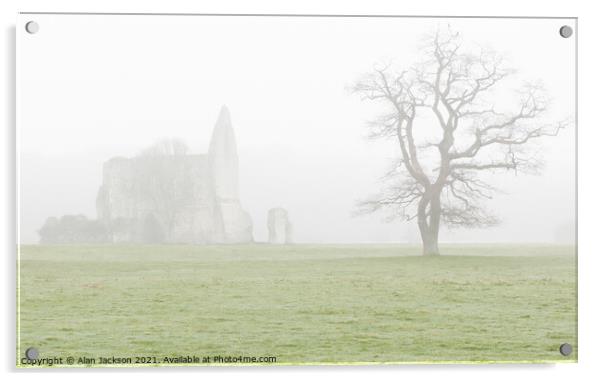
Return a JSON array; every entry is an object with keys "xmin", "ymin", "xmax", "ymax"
[{"xmin": 18, "ymin": 15, "xmax": 576, "ymax": 244}]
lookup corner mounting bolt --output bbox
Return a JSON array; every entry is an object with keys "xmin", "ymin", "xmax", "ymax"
[
  {"xmin": 25, "ymin": 21, "xmax": 39, "ymax": 34},
  {"xmin": 559, "ymin": 343, "xmax": 573, "ymax": 356},
  {"xmin": 25, "ymin": 347, "xmax": 39, "ymax": 360},
  {"xmin": 559, "ymin": 25, "xmax": 573, "ymax": 38}
]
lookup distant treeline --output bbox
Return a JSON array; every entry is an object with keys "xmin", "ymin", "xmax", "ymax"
[{"xmin": 38, "ymin": 215, "xmax": 108, "ymax": 244}]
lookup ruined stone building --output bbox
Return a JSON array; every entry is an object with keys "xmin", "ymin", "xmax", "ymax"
[
  {"xmin": 267, "ymin": 208, "xmax": 293, "ymax": 244},
  {"xmin": 95, "ymin": 106, "xmax": 253, "ymax": 244}
]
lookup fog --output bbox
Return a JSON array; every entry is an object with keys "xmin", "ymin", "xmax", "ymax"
[{"xmin": 18, "ymin": 15, "xmax": 576, "ymax": 244}]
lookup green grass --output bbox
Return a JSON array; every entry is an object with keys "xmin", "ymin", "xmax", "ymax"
[{"xmin": 17, "ymin": 244, "xmax": 577, "ymax": 366}]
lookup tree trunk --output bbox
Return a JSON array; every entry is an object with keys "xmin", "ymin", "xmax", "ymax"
[
  {"xmin": 417, "ymin": 191, "xmax": 442, "ymax": 256},
  {"xmin": 421, "ymin": 233, "xmax": 440, "ymax": 256}
]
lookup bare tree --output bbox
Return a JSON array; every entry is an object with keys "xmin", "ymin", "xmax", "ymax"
[
  {"xmin": 352, "ymin": 28, "xmax": 570, "ymax": 256},
  {"xmin": 140, "ymin": 138, "xmax": 189, "ymax": 157},
  {"xmin": 137, "ymin": 139, "xmax": 190, "ymax": 242}
]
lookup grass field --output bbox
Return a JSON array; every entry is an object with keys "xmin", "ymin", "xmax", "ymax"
[{"xmin": 18, "ymin": 244, "xmax": 577, "ymax": 366}]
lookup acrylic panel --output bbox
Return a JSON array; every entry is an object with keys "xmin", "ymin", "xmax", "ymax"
[{"xmin": 17, "ymin": 13, "xmax": 577, "ymax": 366}]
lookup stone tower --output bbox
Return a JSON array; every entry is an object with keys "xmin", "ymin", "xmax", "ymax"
[
  {"xmin": 209, "ymin": 106, "xmax": 253, "ymax": 243},
  {"xmin": 209, "ymin": 105, "xmax": 240, "ymax": 200}
]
